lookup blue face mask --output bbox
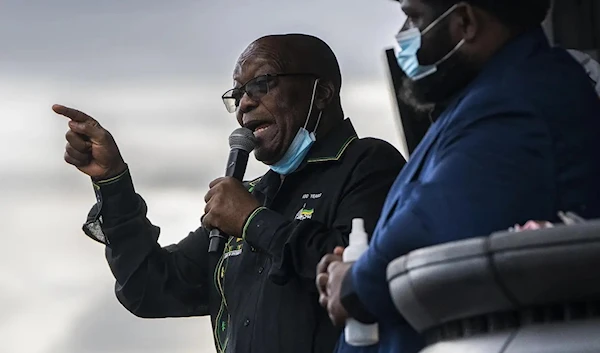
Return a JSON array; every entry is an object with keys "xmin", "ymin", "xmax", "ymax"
[
  {"xmin": 395, "ymin": 4, "xmax": 465, "ymax": 81},
  {"xmin": 270, "ymin": 80, "xmax": 322, "ymax": 175}
]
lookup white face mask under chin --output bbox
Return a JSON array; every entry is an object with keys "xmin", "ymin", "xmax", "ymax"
[{"xmin": 269, "ymin": 79, "xmax": 322, "ymax": 175}]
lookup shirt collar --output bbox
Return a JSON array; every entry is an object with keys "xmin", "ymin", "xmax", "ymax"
[
  {"xmin": 248, "ymin": 118, "xmax": 359, "ymax": 197},
  {"xmin": 305, "ymin": 118, "xmax": 358, "ymax": 163}
]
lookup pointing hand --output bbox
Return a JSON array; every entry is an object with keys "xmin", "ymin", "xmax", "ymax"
[{"xmin": 53, "ymin": 104, "xmax": 127, "ymax": 180}]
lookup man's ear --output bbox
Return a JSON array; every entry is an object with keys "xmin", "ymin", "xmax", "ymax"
[
  {"xmin": 315, "ymin": 80, "xmax": 335, "ymax": 110},
  {"xmin": 452, "ymin": 2, "xmax": 480, "ymax": 43}
]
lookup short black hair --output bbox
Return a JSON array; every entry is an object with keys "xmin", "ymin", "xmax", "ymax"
[
  {"xmin": 424, "ymin": 0, "xmax": 551, "ymax": 28},
  {"xmin": 253, "ymin": 34, "xmax": 343, "ymax": 96},
  {"xmin": 279, "ymin": 34, "xmax": 343, "ymax": 95}
]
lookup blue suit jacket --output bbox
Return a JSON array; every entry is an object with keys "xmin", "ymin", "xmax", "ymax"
[{"xmin": 338, "ymin": 27, "xmax": 600, "ymax": 353}]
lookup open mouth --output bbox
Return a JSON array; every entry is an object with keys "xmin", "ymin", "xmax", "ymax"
[
  {"xmin": 244, "ymin": 120, "xmax": 270, "ymax": 131},
  {"xmin": 244, "ymin": 120, "xmax": 274, "ymax": 136},
  {"xmin": 254, "ymin": 124, "xmax": 270, "ymax": 133}
]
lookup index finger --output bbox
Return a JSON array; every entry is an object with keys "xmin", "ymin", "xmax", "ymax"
[
  {"xmin": 52, "ymin": 104, "xmax": 96, "ymax": 123},
  {"xmin": 208, "ymin": 177, "xmax": 226, "ymax": 188}
]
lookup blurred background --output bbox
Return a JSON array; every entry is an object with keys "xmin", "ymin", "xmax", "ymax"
[{"xmin": 0, "ymin": 1, "xmax": 407, "ymax": 352}]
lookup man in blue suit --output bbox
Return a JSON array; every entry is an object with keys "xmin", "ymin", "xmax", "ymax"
[{"xmin": 317, "ymin": 0, "xmax": 600, "ymax": 352}]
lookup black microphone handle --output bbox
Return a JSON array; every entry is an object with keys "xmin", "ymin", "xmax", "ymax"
[
  {"xmin": 208, "ymin": 148, "xmax": 251, "ymax": 254},
  {"xmin": 208, "ymin": 229, "xmax": 228, "ymax": 253},
  {"xmin": 226, "ymin": 148, "xmax": 250, "ymax": 181}
]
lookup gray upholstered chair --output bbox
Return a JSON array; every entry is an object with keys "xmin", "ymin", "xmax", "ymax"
[{"xmin": 387, "ymin": 220, "xmax": 600, "ymax": 352}]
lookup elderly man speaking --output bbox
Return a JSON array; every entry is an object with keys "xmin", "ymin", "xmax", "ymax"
[{"xmin": 52, "ymin": 34, "xmax": 405, "ymax": 353}]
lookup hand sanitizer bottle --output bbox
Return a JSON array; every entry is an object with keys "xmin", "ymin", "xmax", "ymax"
[{"xmin": 343, "ymin": 218, "xmax": 379, "ymax": 346}]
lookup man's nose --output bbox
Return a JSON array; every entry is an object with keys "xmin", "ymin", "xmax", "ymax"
[{"xmin": 238, "ymin": 93, "xmax": 259, "ymax": 114}]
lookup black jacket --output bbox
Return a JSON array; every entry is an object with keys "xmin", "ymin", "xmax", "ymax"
[{"xmin": 82, "ymin": 118, "xmax": 406, "ymax": 353}]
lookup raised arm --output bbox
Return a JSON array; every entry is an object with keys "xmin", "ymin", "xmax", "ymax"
[{"xmin": 54, "ymin": 104, "xmax": 211, "ymax": 318}]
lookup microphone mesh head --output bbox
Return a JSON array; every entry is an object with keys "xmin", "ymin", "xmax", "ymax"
[{"xmin": 229, "ymin": 127, "xmax": 257, "ymax": 152}]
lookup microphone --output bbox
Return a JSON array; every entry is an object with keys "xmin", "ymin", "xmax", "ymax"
[{"xmin": 208, "ymin": 127, "xmax": 257, "ymax": 254}]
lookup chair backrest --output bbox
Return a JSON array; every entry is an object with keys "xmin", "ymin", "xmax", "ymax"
[{"xmin": 387, "ymin": 220, "xmax": 600, "ymax": 334}]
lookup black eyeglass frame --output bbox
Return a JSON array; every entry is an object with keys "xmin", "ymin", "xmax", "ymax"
[{"xmin": 221, "ymin": 73, "xmax": 318, "ymax": 113}]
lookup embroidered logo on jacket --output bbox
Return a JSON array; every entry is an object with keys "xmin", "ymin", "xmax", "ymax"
[
  {"xmin": 295, "ymin": 204, "xmax": 315, "ymax": 220},
  {"xmin": 223, "ymin": 238, "xmax": 244, "ymax": 259}
]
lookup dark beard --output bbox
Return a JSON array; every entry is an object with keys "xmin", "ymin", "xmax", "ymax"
[{"xmin": 398, "ymin": 50, "xmax": 479, "ymax": 115}]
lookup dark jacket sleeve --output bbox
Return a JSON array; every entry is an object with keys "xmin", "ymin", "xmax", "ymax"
[
  {"xmin": 242, "ymin": 141, "xmax": 406, "ymax": 287},
  {"xmin": 350, "ymin": 96, "xmax": 555, "ymax": 324},
  {"xmin": 83, "ymin": 168, "xmax": 211, "ymax": 318}
]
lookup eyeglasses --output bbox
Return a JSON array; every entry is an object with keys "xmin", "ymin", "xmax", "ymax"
[{"xmin": 221, "ymin": 73, "xmax": 318, "ymax": 113}]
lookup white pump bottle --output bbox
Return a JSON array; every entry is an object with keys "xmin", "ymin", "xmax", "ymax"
[{"xmin": 343, "ymin": 218, "xmax": 379, "ymax": 346}]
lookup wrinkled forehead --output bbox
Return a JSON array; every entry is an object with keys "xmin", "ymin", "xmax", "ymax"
[
  {"xmin": 232, "ymin": 58, "xmax": 278, "ymax": 85},
  {"xmin": 233, "ymin": 42, "xmax": 287, "ymax": 84}
]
